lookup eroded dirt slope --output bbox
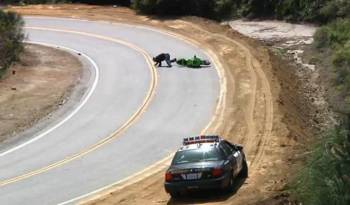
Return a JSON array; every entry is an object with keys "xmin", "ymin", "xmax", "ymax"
[
  {"xmin": 0, "ymin": 44, "xmax": 82, "ymax": 144},
  {"xmin": 8, "ymin": 5, "xmax": 311, "ymax": 205}
]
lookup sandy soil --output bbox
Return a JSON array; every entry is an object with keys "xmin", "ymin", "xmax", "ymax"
[
  {"xmin": 228, "ymin": 20, "xmax": 316, "ymax": 41},
  {"xmin": 8, "ymin": 4, "xmax": 313, "ymax": 205},
  {"xmin": 0, "ymin": 44, "xmax": 82, "ymax": 144},
  {"xmin": 229, "ymin": 20, "xmax": 334, "ymax": 133},
  {"xmin": 229, "ymin": 20, "xmax": 319, "ymax": 71}
]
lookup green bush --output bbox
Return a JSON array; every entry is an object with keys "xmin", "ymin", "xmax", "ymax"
[
  {"xmin": 0, "ymin": 10, "xmax": 24, "ymax": 77},
  {"xmin": 328, "ymin": 20, "xmax": 350, "ymax": 47},
  {"xmin": 132, "ymin": 0, "xmax": 157, "ymax": 14},
  {"xmin": 297, "ymin": 19, "xmax": 350, "ymax": 204},
  {"xmin": 314, "ymin": 27, "xmax": 331, "ymax": 48},
  {"xmin": 320, "ymin": 0, "xmax": 350, "ymax": 22},
  {"xmin": 333, "ymin": 43, "xmax": 350, "ymax": 67},
  {"xmin": 292, "ymin": 127, "xmax": 350, "ymax": 205},
  {"xmin": 214, "ymin": 0, "xmax": 236, "ymax": 19},
  {"xmin": 314, "ymin": 19, "xmax": 350, "ymax": 106},
  {"xmin": 313, "ymin": 18, "xmax": 350, "ymax": 48},
  {"xmin": 133, "ymin": 0, "xmax": 217, "ymax": 18},
  {"xmin": 131, "ymin": 0, "xmax": 348, "ymax": 22},
  {"xmin": 3, "ymin": 0, "xmax": 349, "ymax": 23}
]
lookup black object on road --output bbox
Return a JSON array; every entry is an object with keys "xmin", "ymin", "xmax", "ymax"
[{"xmin": 153, "ymin": 53, "xmax": 176, "ymax": 67}]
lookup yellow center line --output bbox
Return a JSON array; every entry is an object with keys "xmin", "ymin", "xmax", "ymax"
[
  {"xmin": 77, "ymin": 25, "xmax": 227, "ymax": 205},
  {"xmin": 0, "ymin": 27, "xmax": 158, "ymax": 187}
]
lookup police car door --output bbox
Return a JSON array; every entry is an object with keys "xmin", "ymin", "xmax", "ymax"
[
  {"xmin": 219, "ymin": 143, "xmax": 236, "ymax": 174},
  {"xmin": 223, "ymin": 141, "xmax": 243, "ymax": 175}
]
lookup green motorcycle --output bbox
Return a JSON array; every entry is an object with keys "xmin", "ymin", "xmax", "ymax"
[{"xmin": 176, "ymin": 55, "xmax": 211, "ymax": 68}]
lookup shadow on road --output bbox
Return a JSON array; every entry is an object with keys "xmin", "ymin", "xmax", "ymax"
[{"xmin": 167, "ymin": 177, "xmax": 247, "ymax": 205}]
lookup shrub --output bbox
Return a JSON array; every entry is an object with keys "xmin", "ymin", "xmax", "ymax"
[
  {"xmin": 3, "ymin": 0, "xmax": 349, "ymax": 23},
  {"xmin": 131, "ymin": 0, "xmax": 348, "ymax": 23},
  {"xmin": 320, "ymin": 0, "xmax": 350, "ymax": 22},
  {"xmin": 131, "ymin": 0, "xmax": 332, "ymax": 22},
  {"xmin": 314, "ymin": 27, "xmax": 331, "ymax": 48},
  {"xmin": 133, "ymin": 0, "xmax": 217, "ymax": 18},
  {"xmin": 214, "ymin": 0, "xmax": 236, "ymax": 19},
  {"xmin": 0, "ymin": 10, "xmax": 24, "ymax": 77},
  {"xmin": 314, "ymin": 19, "xmax": 350, "ymax": 107},
  {"xmin": 132, "ymin": 0, "xmax": 157, "ymax": 14},
  {"xmin": 333, "ymin": 43, "xmax": 350, "ymax": 67},
  {"xmin": 302, "ymin": 20, "xmax": 350, "ymax": 203},
  {"xmin": 292, "ymin": 127, "xmax": 350, "ymax": 205},
  {"xmin": 320, "ymin": 0, "xmax": 339, "ymax": 21}
]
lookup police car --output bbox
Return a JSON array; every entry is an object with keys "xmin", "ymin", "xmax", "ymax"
[{"xmin": 164, "ymin": 135, "xmax": 248, "ymax": 197}]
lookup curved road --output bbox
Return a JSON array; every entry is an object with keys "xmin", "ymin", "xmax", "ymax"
[{"xmin": 0, "ymin": 17, "xmax": 220, "ymax": 205}]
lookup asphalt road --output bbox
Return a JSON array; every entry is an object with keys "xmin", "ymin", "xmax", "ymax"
[{"xmin": 0, "ymin": 17, "xmax": 219, "ymax": 205}]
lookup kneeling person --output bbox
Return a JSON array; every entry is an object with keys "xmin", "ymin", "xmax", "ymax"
[{"xmin": 153, "ymin": 53, "xmax": 176, "ymax": 67}]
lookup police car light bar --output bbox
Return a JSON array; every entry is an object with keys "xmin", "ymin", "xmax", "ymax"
[{"xmin": 183, "ymin": 135, "xmax": 220, "ymax": 145}]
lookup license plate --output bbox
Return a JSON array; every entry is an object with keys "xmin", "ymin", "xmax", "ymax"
[{"xmin": 184, "ymin": 173, "xmax": 202, "ymax": 180}]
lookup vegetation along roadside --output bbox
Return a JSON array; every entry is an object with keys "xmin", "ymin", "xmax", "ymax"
[
  {"xmin": 0, "ymin": 9, "xmax": 24, "ymax": 78},
  {"xmin": 2, "ymin": 0, "xmax": 350, "ymax": 204},
  {"xmin": 291, "ymin": 17, "xmax": 350, "ymax": 205},
  {"xmin": 114, "ymin": 1, "xmax": 350, "ymax": 203}
]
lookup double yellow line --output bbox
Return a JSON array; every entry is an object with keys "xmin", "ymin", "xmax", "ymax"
[{"xmin": 0, "ymin": 27, "xmax": 158, "ymax": 187}]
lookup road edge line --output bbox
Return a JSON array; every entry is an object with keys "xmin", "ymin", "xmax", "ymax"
[
  {"xmin": 0, "ymin": 28, "xmax": 158, "ymax": 188},
  {"xmin": 0, "ymin": 40, "xmax": 100, "ymax": 157},
  {"xmin": 72, "ymin": 22, "xmax": 228, "ymax": 205}
]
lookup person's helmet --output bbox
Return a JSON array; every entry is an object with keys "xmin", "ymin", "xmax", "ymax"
[{"xmin": 203, "ymin": 60, "xmax": 211, "ymax": 65}]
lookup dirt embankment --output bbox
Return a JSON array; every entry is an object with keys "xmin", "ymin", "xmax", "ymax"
[
  {"xmin": 0, "ymin": 44, "xmax": 82, "ymax": 145},
  {"xmin": 8, "ymin": 4, "xmax": 320, "ymax": 205}
]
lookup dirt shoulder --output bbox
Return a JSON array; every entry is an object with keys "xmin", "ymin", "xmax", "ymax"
[
  {"xmin": 8, "ymin": 4, "xmax": 315, "ymax": 205},
  {"xmin": 0, "ymin": 43, "xmax": 82, "ymax": 146}
]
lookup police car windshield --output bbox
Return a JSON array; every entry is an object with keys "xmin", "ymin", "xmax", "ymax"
[{"xmin": 172, "ymin": 148, "xmax": 223, "ymax": 165}]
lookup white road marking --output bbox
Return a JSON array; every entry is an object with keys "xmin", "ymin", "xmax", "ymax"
[
  {"xmin": 30, "ymin": 17, "xmax": 227, "ymax": 205},
  {"xmin": 57, "ymin": 155, "xmax": 173, "ymax": 205},
  {"xmin": 15, "ymin": 17, "xmax": 224, "ymax": 205},
  {"xmin": 55, "ymin": 21, "xmax": 227, "ymax": 205},
  {"xmin": 0, "ymin": 41, "xmax": 100, "ymax": 157}
]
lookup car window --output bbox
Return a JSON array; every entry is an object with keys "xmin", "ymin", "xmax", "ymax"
[
  {"xmin": 172, "ymin": 148, "xmax": 223, "ymax": 165},
  {"xmin": 219, "ymin": 144, "xmax": 230, "ymax": 157},
  {"xmin": 220, "ymin": 142, "xmax": 234, "ymax": 156},
  {"xmin": 224, "ymin": 141, "xmax": 237, "ymax": 152}
]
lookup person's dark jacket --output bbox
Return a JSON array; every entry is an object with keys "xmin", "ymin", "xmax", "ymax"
[{"xmin": 153, "ymin": 53, "xmax": 167, "ymax": 62}]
